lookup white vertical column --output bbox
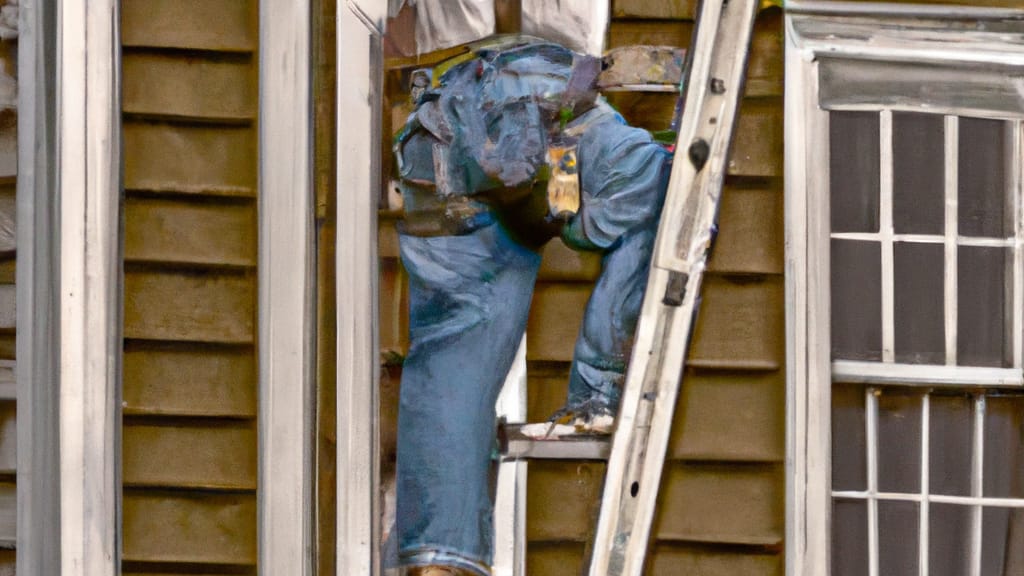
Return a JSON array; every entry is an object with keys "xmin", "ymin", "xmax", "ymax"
[
  {"xmin": 866, "ymin": 388, "xmax": 879, "ymax": 576},
  {"xmin": 879, "ymin": 111, "xmax": 895, "ymax": 363},
  {"xmin": 1011, "ymin": 120, "xmax": 1022, "ymax": 370},
  {"xmin": 56, "ymin": 0, "xmax": 122, "ymax": 574},
  {"xmin": 337, "ymin": 1, "xmax": 387, "ymax": 575},
  {"xmin": 918, "ymin": 394, "xmax": 930, "ymax": 576},
  {"xmin": 969, "ymin": 395, "xmax": 985, "ymax": 576},
  {"xmin": 493, "ymin": 337, "xmax": 528, "ymax": 576},
  {"xmin": 258, "ymin": 0, "xmax": 316, "ymax": 573},
  {"xmin": 944, "ymin": 116, "xmax": 959, "ymax": 366}
]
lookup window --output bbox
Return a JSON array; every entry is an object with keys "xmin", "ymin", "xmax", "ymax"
[{"xmin": 786, "ymin": 3, "xmax": 1024, "ymax": 575}]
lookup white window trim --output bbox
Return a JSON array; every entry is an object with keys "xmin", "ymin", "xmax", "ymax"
[
  {"xmin": 785, "ymin": 3, "xmax": 1024, "ymax": 576},
  {"xmin": 337, "ymin": 1, "xmax": 387, "ymax": 574},
  {"xmin": 18, "ymin": 0, "xmax": 123, "ymax": 574},
  {"xmin": 258, "ymin": 0, "xmax": 317, "ymax": 573}
]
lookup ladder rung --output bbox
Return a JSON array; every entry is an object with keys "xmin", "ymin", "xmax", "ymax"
[{"xmin": 499, "ymin": 423, "xmax": 611, "ymax": 461}]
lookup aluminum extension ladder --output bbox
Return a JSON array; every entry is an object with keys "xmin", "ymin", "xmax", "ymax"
[{"xmin": 495, "ymin": 0, "xmax": 762, "ymax": 573}]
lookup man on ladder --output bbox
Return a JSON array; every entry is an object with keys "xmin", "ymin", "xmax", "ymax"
[{"xmin": 392, "ymin": 36, "xmax": 672, "ymax": 575}]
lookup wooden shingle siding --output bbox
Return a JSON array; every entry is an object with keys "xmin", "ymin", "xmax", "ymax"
[
  {"xmin": 729, "ymin": 98, "xmax": 784, "ymax": 178},
  {"xmin": 608, "ymin": 20, "xmax": 693, "ymax": 49},
  {"xmin": 0, "ymin": 402, "xmax": 12, "ymax": 475},
  {"xmin": 122, "ymin": 492, "xmax": 257, "ymax": 565},
  {"xmin": 687, "ymin": 275, "xmax": 784, "ymax": 371},
  {"xmin": 526, "ymin": 283, "xmax": 593, "ymax": 362},
  {"xmin": 654, "ymin": 463, "xmax": 785, "ymax": 545},
  {"xmin": 707, "ymin": 186, "xmax": 784, "ymax": 275},
  {"xmin": 0, "ymin": 261, "xmax": 14, "ymax": 285},
  {"xmin": 648, "ymin": 545, "xmax": 783, "ymax": 576},
  {"xmin": 122, "ymin": 424, "xmax": 257, "ymax": 490},
  {"xmin": 124, "ymin": 123, "xmax": 256, "ymax": 197},
  {"xmin": 0, "ymin": 483, "xmax": 12, "ymax": 548},
  {"xmin": 124, "ymin": 271, "xmax": 255, "ymax": 344},
  {"xmin": 124, "ymin": 197, "xmax": 257, "ymax": 267},
  {"xmin": 612, "ymin": 0, "xmax": 697, "ymax": 20},
  {"xmin": 123, "ymin": 346, "xmax": 257, "ymax": 418},
  {"xmin": 527, "ymin": 461, "xmax": 605, "ymax": 542},
  {"xmin": 122, "ymin": 0, "xmax": 256, "ymax": 53},
  {"xmin": 669, "ymin": 370, "xmax": 785, "ymax": 462},
  {"xmin": 526, "ymin": 542, "xmax": 587, "ymax": 576},
  {"xmin": 121, "ymin": 0, "xmax": 258, "ymax": 572},
  {"xmin": 123, "ymin": 53, "xmax": 256, "ymax": 121}
]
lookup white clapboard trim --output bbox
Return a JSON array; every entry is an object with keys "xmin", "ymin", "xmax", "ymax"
[
  {"xmin": 337, "ymin": 1, "xmax": 387, "ymax": 575},
  {"xmin": 258, "ymin": 0, "xmax": 316, "ymax": 573},
  {"xmin": 54, "ymin": 1, "xmax": 122, "ymax": 574}
]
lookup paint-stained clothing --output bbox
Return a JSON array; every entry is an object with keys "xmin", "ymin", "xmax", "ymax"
[{"xmin": 394, "ymin": 38, "xmax": 671, "ymax": 573}]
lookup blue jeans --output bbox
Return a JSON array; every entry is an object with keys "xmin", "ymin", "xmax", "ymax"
[
  {"xmin": 396, "ymin": 225, "xmax": 661, "ymax": 571},
  {"xmin": 396, "ymin": 120, "xmax": 670, "ymax": 571}
]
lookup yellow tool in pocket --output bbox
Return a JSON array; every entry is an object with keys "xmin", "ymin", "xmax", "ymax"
[{"xmin": 546, "ymin": 145, "xmax": 580, "ymax": 219}]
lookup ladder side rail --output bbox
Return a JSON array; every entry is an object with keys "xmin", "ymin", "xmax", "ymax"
[{"xmin": 587, "ymin": 0, "xmax": 762, "ymax": 574}]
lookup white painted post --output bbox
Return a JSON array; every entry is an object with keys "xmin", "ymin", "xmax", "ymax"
[
  {"xmin": 51, "ymin": 0, "xmax": 123, "ymax": 574},
  {"xmin": 258, "ymin": 0, "xmax": 316, "ymax": 573},
  {"xmin": 337, "ymin": 1, "xmax": 387, "ymax": 575},
  {"xmin": 493, "ymin": 337, "xmax": 528, "ymax": 576}
]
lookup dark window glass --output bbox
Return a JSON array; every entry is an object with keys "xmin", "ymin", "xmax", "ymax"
[
  {"xmin": 879, "ymin": 501, "xmax": 919, "ymax": 576},
  {"xmin": 959, "ymin": 117, "xmax": 1010, "ymax": 238},
  {"xmin": 878, "ymin": 389, "xmax": 922, "ymax": 493},
  {"xmin": 958, "ymin": 246, "xmax": 1010, "ymax": 368},
  {"xmin": 985, "ymin": 395, "xmax": 1024, "ymax": 499},
  {"xmin": 930, "ymin": 503, "xmax": 974, "ymax": 576},
  {"xmin": 831, "ymin": 111, "xmax": 881, "ymax": 233},
  {"xmin": 930, "ymin": 393, "xmax": 974, "ymax": 496},
  {"xmin": 832, "ymin": 384, "xmax": 867, "ymax": 491},
  {"xmin": 833, "ymin": 499, "xmax": 869, "ymax": 576},
  {"xmin": 832, "ymin": 239, "xmax": 882, "ymax": 361},
  {"xmin": 894, "ymin": 242, "xmax": 945, "ymax": 364},
  {"xmin": 893, "ymin": 112, "xmax": 945, "ymax": 235}
]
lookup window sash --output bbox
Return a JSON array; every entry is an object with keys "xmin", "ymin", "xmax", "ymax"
[{"xmin": 827, "ymin": 111, "xmax": 1024, "ymax": 383}]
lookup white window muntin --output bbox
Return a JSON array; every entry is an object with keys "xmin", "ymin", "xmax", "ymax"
[
  {"xmin": 826, "ymin": 110, "xmax": 1023, "ymax": 386},
  {"xmin": 785, "ymin": 4, "xmax": 1024, "ymax": 576}
]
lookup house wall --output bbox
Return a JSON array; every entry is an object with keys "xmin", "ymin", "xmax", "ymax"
[{"xmin": 120, "ymin": 1, "xmax": 258, "ymax": 574}]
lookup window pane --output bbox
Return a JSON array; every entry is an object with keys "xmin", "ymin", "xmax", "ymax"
[
  {"xmin": 982, "ymin": 507, "xmax": 1019, "ymax": 576},
  {"xmin": 930, "ymin": 393, "xmax": 974, "ymax": 497},
  {"xmin": 832, "ymin": 499, "xmax": 869, "ymax": 576},
  {"xmin": 878, "ymin": 389, "xmax": 921, "ymax": 493},
  {"xmin": 894, "ymin": 242, "xmax": 945, "ymax": 364},
  {"xmin": 985, "ymin": 395, "xmax": 1024, "ymax": 499},
  {"xmin": 930, "ymin": 503, "xmax": 973, "ymax": 576},
  {"xmin": 832, "ymin": 239, "xmax": 882, "ymax": 361},
  {"xmin": 879, "ymin": 501, "xmax": 919, "ymax": 576},
  {"xmin": 833, "ymin": 384, "xmax": 867, "ymax": 491},
  {"xmin": 893, "ymin": 112, "xmax": 944, "ymax": 235},
  {"xmin": 958, "ymin": 246, "xmax": 1011, "ymax": 368},
  {"xmin": 959, "ymin": 117, "xmax": 1011, "ymax": 238},
  {"xmin": 831, "ymin": 111, "xmax": 880, "ymax": 233}
]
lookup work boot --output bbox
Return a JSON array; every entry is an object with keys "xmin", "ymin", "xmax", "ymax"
[
  {"xmin": 406, "ymin": 565, "xmax": 482, "ymax": 576},
  {"xmin": 518, "ymin": 401, "xmax": 616, "ymax": 439}
]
